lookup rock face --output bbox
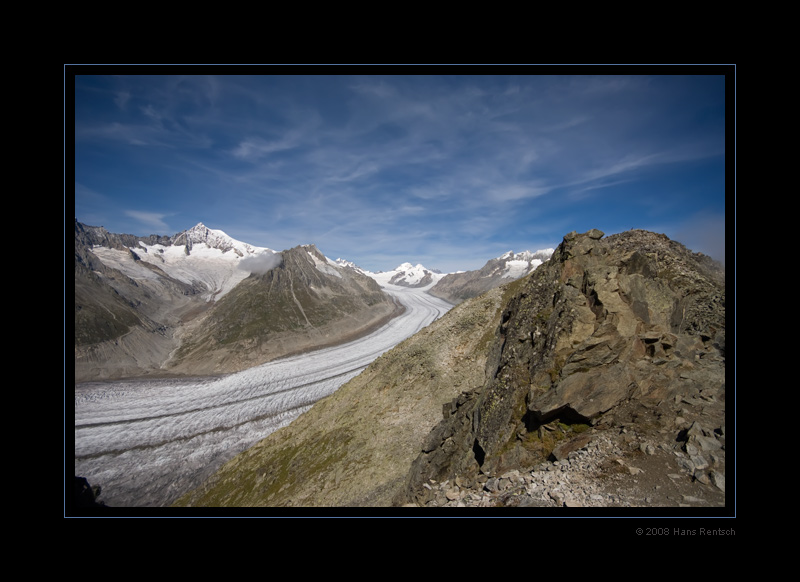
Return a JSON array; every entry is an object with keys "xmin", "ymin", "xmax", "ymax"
[
  {"xmin": 429, "ymin": 249, "xmax": 553, "ymax": 304},
  {"xmin": 399, "ymin": 228, "xmax": 725, "ymax": 506},
  {"xmin": 176, "ymin": 228, "xmax": 726, "ymax": 508},
  {"xmin": 74, "ymin": 221, "xmax": 400, "ymax": 381},
  {"xmin": 73, "ymin": 476, "xmax": 107, "ymax": 508}
]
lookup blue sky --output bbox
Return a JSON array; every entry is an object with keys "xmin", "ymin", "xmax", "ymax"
[{"xmin": 72, "ymin": 69, "xmax": 729, "ymax": 273}]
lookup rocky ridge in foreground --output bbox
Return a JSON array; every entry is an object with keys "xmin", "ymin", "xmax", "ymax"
[{"xmin": 399, "ymin": 228, "xmax": 726, "ymax": 508}]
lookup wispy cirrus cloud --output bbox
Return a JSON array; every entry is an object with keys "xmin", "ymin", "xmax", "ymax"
[
  {"xmin": 114, "ymin": 90, "xmax": 131, "ymax": 111},
  {"xmin": 124, "ymin": 210, "xmax": 171, "ymax": 233}
]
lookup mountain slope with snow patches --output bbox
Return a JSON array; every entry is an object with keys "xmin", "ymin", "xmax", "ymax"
[
  {"xmin": 89, "ymin": 223, "xmax": 278, "ymax": 303},
  {"xmin": 74, "ymin": 222, "xmax": 398, "ymax": 382},
  {"xmin": 428, "ymin": 248, "xmax": 554, "ymax": 304}
]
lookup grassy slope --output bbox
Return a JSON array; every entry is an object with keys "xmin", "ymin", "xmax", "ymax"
[{"xmin": 173, "ymin": 281, "xmax": 520, "ymax": 507}]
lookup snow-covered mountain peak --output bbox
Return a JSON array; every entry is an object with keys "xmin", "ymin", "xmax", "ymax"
[
  {"xmin": 188, "ymin": 221, "xmax": 209, "ymax": 233},
  {"xmin": 367, "ymin": 261, "xmax": 445, "ymax": 289},
  {"xmin": 172, "ymin": 223, "xmax": 272, "ymax": 258},
  {"xmin": 426, "ymin": 247, "xmax": 555, "ymax": 304},
  {"xmin": 334, "ymin": 258, "xmax": 368, "ymax": 275},
  {"xmin": 334, "ymin": 258, "xmax": 358, "ymax": 269},
  {"xmin": 182, "ymin": 223, "xmax": 219, "ymax": 245},
  {"xmin": 90, "ymin": 223, "xmax": 277, "ymax": 303},
  {"xmin": 497, "ymin": 249, "xmax": 553, "ymax": 263},
  {"xmin": 493, "ymin": 248, "xmax": 554, "ymax": 279}
]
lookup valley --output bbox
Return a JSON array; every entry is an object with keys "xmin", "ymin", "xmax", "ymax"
[
  {"xmin": 74, "ymin": 282, "xmax": 452, "ymax": 508},
  {"xmin": 72, "ymin": 222, "xmax": 726, "ymax": 513},
  {"xmin": 171, "ymin": 229, "xmax": 728, "ymax": 511}
]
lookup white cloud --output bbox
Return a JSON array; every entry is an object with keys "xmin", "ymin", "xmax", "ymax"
[
  {"xmin": 75, "ymin": 182, "xmax": 107, "ymax": 204},
  {"xmin": 141, "ymin": 104, "xmax": 163, "ymax": 124},
  {"xmin": 238, "ymin": 252, "xmax": 283, "ymax": 275},
  {"xmin": 125, "ymin": 210, "xmax": 170, "ymax": 233},
  {"xmin": 232, "ymin": 137, "xmax": 295, "ymax": 160},
  {"xmin": 486, "ymin": 184, "xmax": 550, "ymax": 203}
]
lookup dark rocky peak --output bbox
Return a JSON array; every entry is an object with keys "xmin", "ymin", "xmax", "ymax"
[
  {"xmin": 400, "ymin": 228, "xmax": 726, "ymax": 504},
  {"xmin": 301, "ymin": 244, "xmax": 326, "ymax": 262},
  {"xmin": 172, "ymin": 223, "xmax": 234, "ymax": 254},
  {"xmin": 73, "ymin": 475, "xmax": 107, "ymax": 509},
  {"xmin": 279, "ymin": 244, "xmax": 324, "ymax": 268}
]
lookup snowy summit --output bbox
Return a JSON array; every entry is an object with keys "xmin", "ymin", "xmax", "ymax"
[
  {"xmin": 90, "ymin": 223, "xmax": 279, "ymax": 302},
  {"xmin": 367, "ymin": 262, "xmax": 445, "ymax": 289},
  {"xmin": 495, "ymin": 249, "xmax": 554, "ymax": 279}
]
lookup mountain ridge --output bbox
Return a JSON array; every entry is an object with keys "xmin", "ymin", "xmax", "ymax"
[
  {"xmin": 173, "ymin": 228, "xmax": 728, "ymax": 509},
  {"xmin": 428, "ymin": 248, "xmax": 554, "ymax": 304},
  {"xmin": 74, "ymin": 220, "xmax": 401, "ymax": 382},
  {"xmin": 165, "ymin": 243, "xmax": 403, "ymax": 376},
  {"xmin": 369, "ymin": 262, "xmax": 445, "ymax": 289}
]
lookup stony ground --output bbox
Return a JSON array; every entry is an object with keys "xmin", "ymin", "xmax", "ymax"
[
  {"xmin": 411, "ymin": 381, "xmax": 727, "ymax": 510},
  {"xmin": 415, "ymin": 426, "xmax": 725, "ymax": 509}
]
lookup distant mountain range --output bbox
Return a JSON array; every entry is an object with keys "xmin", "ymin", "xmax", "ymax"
[
  {"xmin": 73, "ymin": 219, "xmax": 555, "ymax": 382},
  {"xmin": 335, "ymin": 250, "xmax": 555, "ymax": 299},
  {"xmin": 368, "ymin": 262, "xmax": 446, "ymax": 288},
  {"xmin": 428, "ymin": 249, "xmax": 554, "ymax": 304}
]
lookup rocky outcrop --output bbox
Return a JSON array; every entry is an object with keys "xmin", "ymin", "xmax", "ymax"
[
  {"xmin": 73, "ymin": 476, "xmax": 107, "ymax": 508},
  {"xmin": 176, "ymin": 228, "xmax": 726, "ymax": 509},
  {"xmin": 398, "ymin": 228, "xmax": 725, "ymax": 506},
  {"xmin": 410, "ymin": 421, "xmax": 726, "ymax": 507}
]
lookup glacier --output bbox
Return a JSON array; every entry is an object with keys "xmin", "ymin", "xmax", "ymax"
[{"xmin": 74, "ymin": 282, "xmax": 452, "ymax": 508}]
